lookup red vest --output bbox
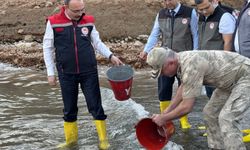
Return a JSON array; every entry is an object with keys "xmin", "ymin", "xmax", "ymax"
[{"xmin": 48, "ymin": 7, "xmax": 97, "ymax": 74}]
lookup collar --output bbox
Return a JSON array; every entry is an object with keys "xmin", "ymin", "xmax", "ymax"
[
  {"xmin": 171, "ymin": 3, "xmax": 181, "ymax": 13},
  {"xmin": 205, "ymin": 5, "xmax": 218, "ymax": 20},
  {"xmin": 176, "ymin": 55, "xmax": 181, "ymax": 78},
  {"xmin": 58, "ymin": 6, "xmax": 71, "ymax": 21},
  {"xmin": 213, "ymin": 4, "xmax": 218, "ymax": 9},
  {"xmin": 63, "ymin": 7, "xmax": 72, "ymax": 20}
]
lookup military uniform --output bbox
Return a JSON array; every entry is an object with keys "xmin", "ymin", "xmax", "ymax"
[{"xmin": 178, "ymin": 50, "xmax": 250, "ymax": 150}]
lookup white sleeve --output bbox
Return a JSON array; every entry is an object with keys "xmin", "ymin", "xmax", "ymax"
[
  {"xmin": 219, "ymin": 13, "xmax": 236, "ymax": 34},
  {"xmin": 43, "ymin": 21, "xmax": 56, "ymax": 76},
  {"xmin": 190, "ymin": 9, "xmax": 199, "ymax": 50},
  {"xmin": 90, "ymin": 25, "xmax": 112, "ymax": 58},
  {"xmin": 143, "ymin": 13, "xmax": 161, "ymax": 53}
]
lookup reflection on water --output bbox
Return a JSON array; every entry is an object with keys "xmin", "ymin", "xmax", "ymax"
[
  {"xmin": 0, "ymin": 64, "xmax": 183, "ymax": 150},
  {"xmin": 1, "ymin": 64, "xmax": 249, "ymax": 150}
]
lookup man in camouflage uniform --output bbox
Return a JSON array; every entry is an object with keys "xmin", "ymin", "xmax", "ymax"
[
  {"xmin": 139, "ymin": 0, "xmax": 198, "ymax": 129},
  {"xmin": 147, "ymin": 47, "xmax": 250, "ymax": 150}
]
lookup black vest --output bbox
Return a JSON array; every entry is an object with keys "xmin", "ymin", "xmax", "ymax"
[
  {"xmin": 158, "ymin": 5, "xmax": 193, "ymax": 52},
  {"xmin": 198, "ymin": 6, "xmax": 226, "ymax": 50}
]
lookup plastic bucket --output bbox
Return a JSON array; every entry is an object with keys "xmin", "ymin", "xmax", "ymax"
[
  {"xmin": 106, "ymin": 65, "xmax": 134, "ymax": 101},
  {"xmin": 135, "ymin": 118, "xmax": 175, "ymax": 150}
]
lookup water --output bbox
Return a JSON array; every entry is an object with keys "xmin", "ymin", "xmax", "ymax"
[
  {"xmin": 0, "ymin": 64, "xmax": 182, "ymax": 150},
  {"xmin": 0, "ymin": 63, "xmax": 249, "ymax": 150}
]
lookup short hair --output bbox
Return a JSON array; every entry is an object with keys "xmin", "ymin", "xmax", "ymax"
[
  {"xmin": 165, "ymin": 48, "xmax": 176, "ymax": 61},
  {"xmin": 195, "ymin": 0, "xmax": 213, "ymax": 4},
  {"xmin": 64, "ymin": 0, "xmax": 84, "ymax": 5},
  {"xmin": 194, "ymin": 0, "xmax": 203, "ymax": 4},
  {"xmin": 64, "ymin": 0, "xmax": 70, "ymax": 5}
]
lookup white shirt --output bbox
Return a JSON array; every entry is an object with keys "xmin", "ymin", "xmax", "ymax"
[
  {"xmin": 43, "ymin": 21, "xmax": 112, "ymax": 76},
  {"xmin": 218, "ymin": 12, "xmax": 236, "ymax": 34}
]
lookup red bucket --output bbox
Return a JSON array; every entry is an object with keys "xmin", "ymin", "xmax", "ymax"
[
  {"xmin": 106, "ymin": 65, "xmax": 134, "ymax": 101},
  {"xmin": 135, "ymin": 118, "xmax": 175, "ymax": 150}
]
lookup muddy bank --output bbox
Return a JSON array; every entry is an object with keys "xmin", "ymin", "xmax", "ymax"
[
  {"xmin": 0, "ymin": 0, "xmax": 162, "ymax": 43},
  {"xmin": 0, "ymin": 0, "xmax": 244, "ymax": 43},
  {"xmin": 0, "ymin": 0, "xmax": 245, "ymax": 68},
  {"xmin": 0, "ymin": 39, "xmax": 150, "ymax": 69}
]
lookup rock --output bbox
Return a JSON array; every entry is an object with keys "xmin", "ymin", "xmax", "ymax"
[
  {"xmin": 17, "ymin": 29, "xmax": 24, "ymax": 34},
  {"xmin": 134, "ymin": 40, "xmax": 143, "ymax": 47},
  {"xmin": 33, "ymin": 6, "xmax": 40, "ymax": 9},
  {"xmin": 145, "ymin": 0, "xmax": 162, "ymax": 6},
  {"xmin": 24, "ymin": 35, "xmax": 34, "ymax": 42},
  {"xmin": 0, "ymin": 10, "xmax": 6, "ymax": 15},
  {"xmin": 121, "ymin": 43, "xmax": 128, "ymax": 49},
  {"xmin": 137, "ymin": 35, "xmax": 149, "ymax": 42},
  {"xmin": 7, "ymin": 2, "xmax": 15, "ymax": 7},
  {"xmin": 45, "ymin": 2, "xmax": 54, "ymax": 7}
]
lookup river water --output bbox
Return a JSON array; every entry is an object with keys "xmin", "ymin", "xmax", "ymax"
[{"xmin": 0, "ymin": 63, "xmax": 249, "ymax": 150}]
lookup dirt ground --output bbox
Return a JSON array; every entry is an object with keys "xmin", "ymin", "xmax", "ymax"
[
  {"xmin": 0, "ymin": 0, "xmax": 244, "ymax": 42},
  {"xmin": 0, "ymin": 0, "xmax": 164, "ymax": 43},
  {"xmin": 0, "ymin": 0, "xmax": 245, "ymax": 69}
]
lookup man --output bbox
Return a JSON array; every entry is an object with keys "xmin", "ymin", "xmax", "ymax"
[
  {"xmin": 234, "ymin": 0, "xmax": 250, "ymax": 58},
  {"xmin": 233, "ymin": 0, "xmax": 250, "ymax": 143},
  {"xmin": 195, "ymin": 0, "xmax": 235, "ymax": 98},
  {"xmin": 139, "ymin": 0, "xmax": 198, "ymax": 129},
  {"xmin": 147, "ymin": 47, "xmax": 250, "ymax": 150},
  {"xmin": 43, "ymin": 0, "xmax": 123, "ymax": 149}
]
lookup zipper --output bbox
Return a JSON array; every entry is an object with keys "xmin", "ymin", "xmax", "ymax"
[
  {"xmin": 201, "ymin": 20, "xmax": 206, "ymax": 49},
  {"xmin": 170, "ymin": 14, "xmax": 175, "ymax": 49},
  {"xmin": 73, "ymin": 26, "xmax": 80, "ymax": 73}
]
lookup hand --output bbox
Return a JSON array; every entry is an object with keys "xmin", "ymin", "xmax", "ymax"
[
  {"xmin": 152, "ymin": 114, "xmax": 166, "ymax": 127},
  {"xmin": 47, "ymin": 76, "xmax": 57, "ymax": 86},
  {"xmin": 110, "ymin": 55, "xmax": 123, "ymax": 66},
  {"xmin": 138, "ymin": 51, "xmax": 147, "ymax": 60}
]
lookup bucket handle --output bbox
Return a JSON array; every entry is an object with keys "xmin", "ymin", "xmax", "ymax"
[{"xmin": 157, "ymin": 126, "xmax": 166, "ymax": 137}]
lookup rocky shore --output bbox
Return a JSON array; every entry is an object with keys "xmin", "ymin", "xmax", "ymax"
[
  {"xmin": 0, "ymin": 0, "xmax": 244, "ymax": 69},
  {"xmin": 0, "ymin": 36, "xmax": 153, "ymax": 70}
]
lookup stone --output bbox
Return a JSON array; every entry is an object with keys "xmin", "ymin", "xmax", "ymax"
[
  {"xmin": 24, "ymin": 35, "xmax": 34, "ymax": 42},
  {"xmin": 17, "ymin": 29, "xmax": 24, "ymax": 34}
]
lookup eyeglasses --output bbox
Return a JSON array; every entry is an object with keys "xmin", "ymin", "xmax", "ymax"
[{"xmin": 68, "ymin": 7, "xmax": 85, "ymax": 14}]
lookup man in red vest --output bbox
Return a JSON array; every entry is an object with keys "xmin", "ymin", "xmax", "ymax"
[{"xmin": 43, "ymin": 0, "xmax": 123, "ymax": 149}]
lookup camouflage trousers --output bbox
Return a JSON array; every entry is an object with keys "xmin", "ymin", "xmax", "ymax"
[{"xmin": 203, "ymin": 77, "xmax": 250, "ymax": 150}]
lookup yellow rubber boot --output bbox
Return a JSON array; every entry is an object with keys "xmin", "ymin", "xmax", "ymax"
[
  {"xmin": 159, "ymin": 101, "xmax": 171, "ymax": 113},
  {"xmin": 242, "ymin": 129, "xmax": 250, "ymax": 134},
  {"xmin": 160, "ymin": 101, "xmax": 191, "ymax": 129},
  {"xmin": 243, "ymin": 134, "xmax": 250, "ymax": 143},
  {"xmin": 94, "ymin": 120, "xmax": 110, "ymax": 149},
  {"xmin": 180, "ymin": 115, "xmax": 191, "ymax": 129},
  {"xmin": 57, "ymin": 121, "xmax": 78, "ymax": 148}
]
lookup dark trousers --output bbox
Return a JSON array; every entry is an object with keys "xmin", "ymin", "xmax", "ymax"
[
  {"xmin": 158, "ymin": 75, "xmax": 181, "ymax": 101},
  {"xmin": 58, "ymin": 70, "xmax": 107, "ymax": 122},
  {"xmin": 205, "ymin": 86, "xmax": 215, "ymax": 99}
]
